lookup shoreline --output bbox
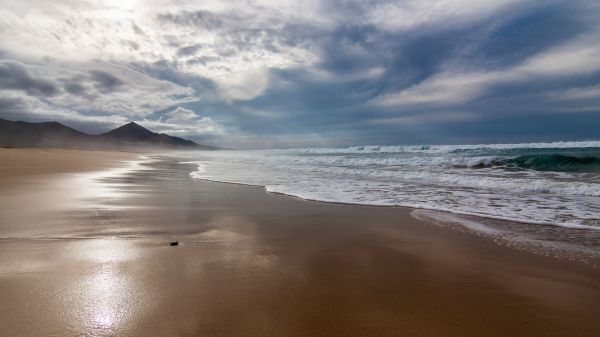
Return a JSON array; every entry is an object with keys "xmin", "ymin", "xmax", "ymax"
[
  {"xmin": 193, "ymin": 175, "xmax": 600, "ymax": 230},
  {"xmin": 183, "ymin": 161, "xmax": 600, "ymax": 268},
  {"xmin": 1, "ymin": 149, "xmax": 599, "ymax": 336},
  {"xmin": 3, "ymin": 149, "xmax": 599, "ymax": 266},
  {"xmin": 187, "ymin": 169, "xmax": 600, "ymax": 231}
]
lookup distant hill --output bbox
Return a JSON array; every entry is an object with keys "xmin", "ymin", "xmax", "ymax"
[
  {"xmin": 0, "ymin": 118, "xmax": 219, "ymax": 150},
  {"xmin": 0, "ymin": 119, "xmax": 94, "ymax": 148},
  {"xmin": 98, "ymin": 121, "xmax": 216, "ymax": 149}
]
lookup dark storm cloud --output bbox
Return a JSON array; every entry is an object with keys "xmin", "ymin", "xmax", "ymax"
[
  {"xmin": 472, "ymin": 4, "xmax": 587, "ymax": 67},
  {"xmin": 0, "ymin": 60, "xmax": 58, "ymax": 96},
  {"xmin": 88, "ymin": 70, "xmax": 124, "ymax": 93},
  {"xmin": 131, "ymin": 60, "xmax": 218, "ymax": 94},
  {"xmin": 0, "ymin": 96, "xmax": 24, "ymax": 112},
  {"xmin": 62, "ymin": 81, "xmax": 86, "ymax": 96},
  {"xmin": 312, "ymin": 1, "xmax": 590, "ymax": 97}
]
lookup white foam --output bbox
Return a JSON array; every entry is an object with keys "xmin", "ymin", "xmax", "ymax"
[
  {"xmin": 410, "ymin": 209, "xmax": 504, "ymax": 235},
  {"xmin": 183, "ymin": 143, "xmax": 600, "ymax": 230},
  {"xmin": 295, "ymin": 140, "xmax": 600, "ymax": 154}
]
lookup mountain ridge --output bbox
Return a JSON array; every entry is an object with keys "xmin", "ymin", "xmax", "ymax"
[{"xmin": 0, "ymin": 118, "xmax": 219, "ymax": 150}]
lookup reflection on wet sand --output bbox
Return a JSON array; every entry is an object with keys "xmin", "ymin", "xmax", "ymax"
[
  {"xmin": 72, "ymin": 256, "xmax": 136, "ymax": 334},
  {"xmin": 1, "ymin": 153, "xmax": 600, "ymax": 336},
  {"xmin": 0, "ymin": 156, "xmax": 155, "ymax": 239},
  {"xmin": 62, "ymin": 156, "xmax": 157, "ymax": 211}
]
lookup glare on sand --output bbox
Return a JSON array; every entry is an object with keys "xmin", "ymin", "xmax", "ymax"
[
  {"xmin": 63, "ymin": 239, "xmax": 144, "ymax": 334},
  {"xmin": 0, "ymin": 239, "xmax": 148, "ymax": 335},
  {"xmin": 0, "ymin": 157, "xmax": 154, "ymax": 238},
  {"xmin": 81, "ymin": 261, "xmax": 132, "ymax": 331},
  {"xmin": 55, "ymin": 160, "xmax": 153, "ymax": 332},
  {"xmin": 66, "ymin": 157, "xmax": 155, "ymax": 210}
]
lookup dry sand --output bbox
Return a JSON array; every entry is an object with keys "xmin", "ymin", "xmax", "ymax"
[{"xmin": 0, "ymin": 149, "xmax": 599, "ymax": 336}]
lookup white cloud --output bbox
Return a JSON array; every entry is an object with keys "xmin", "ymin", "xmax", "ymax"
[
  {"xmin": 0, "ymin": 0, "xmax": 321, "ymax": 87},
  {"xmin": 162, "ymin": 106, "xmax": 199, "ymax": 123},
  {"xmin": 239, "ymin": 106, "xmax": 282, "ymax": 119},
  {"xmin": 368, "ymin": 111, "xmax": 478, "ymax": 125},
  {"xmin": 0, "ymin": 59, "xmax": 197, "ymax": 118},
  {"xmin": 215, "ymin": 67, "xmax": 270, "ymax": 102},
  {"xmin": 372, "ymin": 71, "xmax": 497, "ymax": 107},
  {"xmin": 365, "ymin": 0, "xmax": 521, "ymax": 32},
  {"xmin": 145, "ymin": 106, "xmax": 225, "ymax": 136},
  {"xmin": 514, "ymin": 43, "xmax": 600, "ymax": 77},
  {"xmin": 551, "ymin": 85, "xmax": 600, "ymax": 101},
  {"xmin": 371, "ymin": 36, "xmax": 600, "ymax": 108}
]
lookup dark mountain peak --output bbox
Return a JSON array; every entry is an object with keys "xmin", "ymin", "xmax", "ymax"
[
  {"xmin": 99, "ymin": 121, "xmax": 218, "ymax": 149},
  {"xmin": 109, "ymin": 121, "xmax": 147, "ymax": 132},
  {"xmin": 102, "ymin": 121, "xmax": 155, "ymax": 139}
]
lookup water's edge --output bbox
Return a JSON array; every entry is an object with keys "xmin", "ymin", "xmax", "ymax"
[{"xmin": 178, "ymin": 157, "xmax": 600, "ymax": 268}]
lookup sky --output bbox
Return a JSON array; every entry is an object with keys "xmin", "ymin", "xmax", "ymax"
[{"xmin": 1, "ymin": 0, "xmax": 599, "ymax": 148}]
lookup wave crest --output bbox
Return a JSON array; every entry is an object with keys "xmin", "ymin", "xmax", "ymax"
[{"xmin": 461, "ymin": 154, "xmax": 600, "ymax": 172}]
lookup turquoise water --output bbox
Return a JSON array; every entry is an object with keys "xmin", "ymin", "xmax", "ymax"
[{"xmin": 449, "ymin": 147, "xmax": 600, "ymax": 172}]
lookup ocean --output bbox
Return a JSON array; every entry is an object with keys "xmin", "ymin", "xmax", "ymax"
[{"xmin": 182, "ymin": 141, "xmax": 600, "ymax": 230}]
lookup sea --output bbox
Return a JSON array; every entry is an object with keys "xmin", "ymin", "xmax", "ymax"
[{"xmin": 181, "ymin": 141, "xmax": 600, "ymax": 231}]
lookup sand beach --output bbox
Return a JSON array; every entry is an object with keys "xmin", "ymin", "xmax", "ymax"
[{"xmin": 0, "ymin": 148, "xmax": 599, "ymax": 336}]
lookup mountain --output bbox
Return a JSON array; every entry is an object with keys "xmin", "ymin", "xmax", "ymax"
[
  {"xmin": 0, "ymin": 119, "xmax": 94, "ymax": 148},
  {"xmin": 0, "ymin": 118, "xmax": 218, "ymax": 150},
  {"xmin": 99, "ymin": 121, "xmax": 215, "ymax": 149}
]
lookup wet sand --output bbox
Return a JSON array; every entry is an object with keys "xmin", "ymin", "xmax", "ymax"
[
  {"xmin": 0, "ymin": 148, "xmax": 138, "ymax": 179},
  {"xmin": 1, "ymin": 150, "xmax": 599, "ymax": 336}
]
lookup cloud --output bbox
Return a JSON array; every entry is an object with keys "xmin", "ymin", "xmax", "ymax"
[
  {"xmin": 371, "ymin": 36, "xmax": 600, "ymax": 108},
  {"xmin": 0, "ymin": 1, "xmax": 322, "ymax": 80},
  {"xmin": 176, "ymin": 44, "xmax": 205, "ymax": 57},
  {"xmin": 368, "ymin": 111, "xmax": 478, "ymax": 125},
  {"xmin": 216, "ymin": 67, "xmax": 271, "ymax": 102},
  {"xmin": 88, "ymin": 70, "xmax": 125, "ymax": 93},
  {"xmin": 0, "ymin": 89, "xmax": 129, "ymax": 130},
  {"xmin": 1, "ymin": 0, "xmax": 599, "ymax": 146},
  {"xmin": 62, "ymin": 80, "xmax": 86, "ymax": 96},
  {"xmin": 162, "ymin": 106, "xmax": 199, "ymax": 123},
  {"xmin": 141, "ymin": 106, "xmax": 225, "ymax": 138},
  {"xmin": 365, "ymin": 0, "xmax": 522, "ymax": 32},
  {"xmin": 552, "ymin": 85, "xmax": 600, "ymax": 101},
  {"xmin": 0, "ymin": 59, "xmax": 197, "ymax": 123},
  {"xmin": 157, "ymin": 10, "xmax": 223, "ymax": 30},
  {"xmin": 515, "ymin": 40, "xmax": 600, "ymax": 77},
  {"xmin": 0, "ymin": 60, "xmax": 58, "ymax": 96}
]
